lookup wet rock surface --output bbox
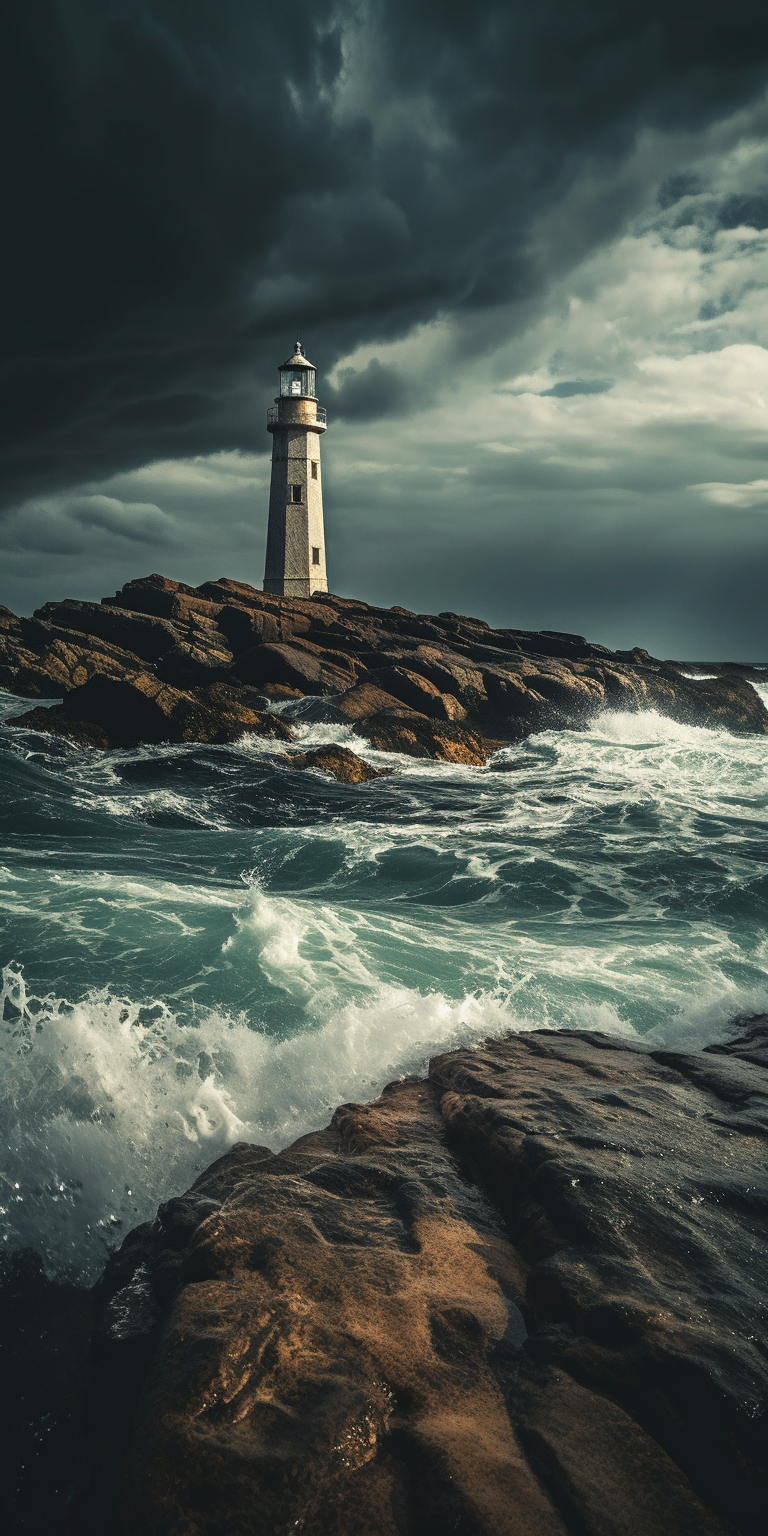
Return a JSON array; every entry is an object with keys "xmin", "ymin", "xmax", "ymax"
[
  {"xmin": 286, "ymin": 743, "xmax": 391, "ymax": 782},
  {"xmin": 16, "ymin": 1017, "xmax": 761, "ymax": 1534},
  {"xmin": 2, "ymin": 572, "xmax": 766, "ymax": 757}
]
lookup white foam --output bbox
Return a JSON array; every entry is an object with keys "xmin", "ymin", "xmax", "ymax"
[{"xmin": 0, "ymin": 957, "xmax": 523, "ymax": 1280}]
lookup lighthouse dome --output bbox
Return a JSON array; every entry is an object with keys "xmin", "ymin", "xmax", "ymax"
[{"xmin": 279, "ymin": 342, "xmax": 317, "ymax": 370}]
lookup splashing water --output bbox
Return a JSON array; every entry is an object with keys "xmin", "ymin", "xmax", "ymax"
[{"xmin": 1, "ymin": 688, "xmax": 767, "ymax": 1278}]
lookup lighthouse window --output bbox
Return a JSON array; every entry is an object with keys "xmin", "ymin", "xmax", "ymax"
[
  {"xmin": 290, "ymin": 377, "xmax": 301, "ymax": 394},
  {"xmin": 311, "ymin": 461, "xmax": 318, "ymax": 479},
  {"xmin": 312, "ymin": 547, "xmax": 321, "ymax": 565},
  {"xmin": 290, "ymin": 484, "xmax": 303, "ymax": 502}
]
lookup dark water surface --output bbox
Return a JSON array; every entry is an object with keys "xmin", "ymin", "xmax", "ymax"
[{"xmin": 1, "ymin": 688, "xmax": 767, "ymax": 1280}]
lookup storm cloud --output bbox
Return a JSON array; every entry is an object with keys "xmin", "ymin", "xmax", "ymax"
[{"xmin": 2, "ymin": 2, "xmax": 768, "ymax": 654}]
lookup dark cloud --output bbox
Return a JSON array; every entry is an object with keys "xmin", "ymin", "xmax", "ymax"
[
  {"xmin": 328, "ymin": 358, "xmax": 417, "ymax": 420},
  {"xmin": 538, "ymin": 380, "xmax": 613, "ymax": 398},
  {"xmin": 718, "ymin": 191, "xmax": 768, "ymax": 229},
  {"xmin": 2, "ymin": 1, "xmax": 768, "ymax": 510}
]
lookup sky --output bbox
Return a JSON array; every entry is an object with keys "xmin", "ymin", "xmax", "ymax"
[{"xmin": 2, "ymin": 2, "xmax": 768, "ymax": 657}]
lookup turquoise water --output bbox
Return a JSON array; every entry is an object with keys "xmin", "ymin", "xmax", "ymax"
[{"xmin": 1, "ymin": 686, "xmax": 767, "ymax": 1280}]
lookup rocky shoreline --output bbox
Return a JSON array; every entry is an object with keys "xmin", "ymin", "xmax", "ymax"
[
  {"xmin": 5, "ymin": 1017, "xmax": 767, "ymax": 1535},
  {"xmin": 2, "ymin": 573, "xmax": 767, "ymax": 766}
]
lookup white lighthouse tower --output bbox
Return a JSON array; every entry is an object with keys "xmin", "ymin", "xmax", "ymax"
[{"xmin": 263, "ymin": 342, "xmax": 328, "ymax": 596}]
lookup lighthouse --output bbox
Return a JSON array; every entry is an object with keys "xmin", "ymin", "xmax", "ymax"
[{"xmin": 263, "ymin": 342, "xmax": 328, "ymax": 596}]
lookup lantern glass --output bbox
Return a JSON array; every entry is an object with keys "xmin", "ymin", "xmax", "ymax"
[{"xmin": 280, "ymin": 368, "xmax": 315, "ymax": 398}]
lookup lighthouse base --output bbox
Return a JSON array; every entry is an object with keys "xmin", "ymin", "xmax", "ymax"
[{"xmin": 263, "ymin": 575, "xmax": 328, "ymax": 597}]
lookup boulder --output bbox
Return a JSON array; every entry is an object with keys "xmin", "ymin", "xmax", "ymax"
[
  {"xmin": 645, "ymin": 671, "xmax": 768, "ymax": 734},
  {"xmin": 286, "ymin": 745, "xmax": 390, "ymax": 782},
  {"xmin": 154, "ymin": 636, "xmax": 234, "ymax": 688},
  {"xmin": 335, "ymin": 680, "xmax": 412, "ymax": 720},
  {"xmin": 16, "ymin": 673, "xmax": 294, "ymax": 749},
  {"xmin": 431, "ymin": 1022, "xmax": 768, "ymax": 1536},
  {"xmin": 32, "ymin": 601, "xmax": 180, "ymax": 663},
  {"xmin": 215, "ymin": 603, "xmax": 282, "ymax": 653},
  {"xmin": 103, "ymin": 575, "xmax": 222, "ymax": 623},
  {"xmin": 366, "ymin": 665, "xmax": 467, "ymax": 721},
  {"xmin": 233, "ymin": 641, "xmax": 354, "ymax": 695},
  {"xmin": 7, "ymin": 704, "xmax": 111, "ymax": 747},
  {"xmin": 360, "ymin": 710, "xmax": 496, "ymax": 765}
]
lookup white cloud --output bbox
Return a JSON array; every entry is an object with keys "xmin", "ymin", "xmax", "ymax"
[{"xmin": 692, "ymin": 479, "xmax": 768, "ymax": 507}]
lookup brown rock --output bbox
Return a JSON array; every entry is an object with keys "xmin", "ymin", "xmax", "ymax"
[
  {"xmin": 335, "ymin": 680, "xmax": 415, "ymax": 720},
  {"xmin": 5, "ymin": 574, "xmax": 766, "ymax": 751},
  {"xmin": 400, "ymin": 645, "xmax": 488, "ymax": 709},
  {"xmin": 154, "ymin": 635, "xmax": 235, "ymax": 687},
  {"xmin": 7, "ymin": 704, "xmax": 111, "ymax": 747},
  {"xmin": 15, "ymin": 622, "xmax": 157, "ymax": 695},
  {"xmin": 367, "ymin": 665, "xmax": 467, "ymax": 721},
  {"xmin": 233, "ymin": 641, "xmax": 354, "ymax": 695},
  {"xmin": 118, "ymin": 1082, "xmax": 570, "ymax": 1536},
  {"xmin": 286, "ymin": 745, "xmax": 390, "ymax": 782},
  {"xmin": 90, "ymin": 1020, "xmax": 768, "ymax": 1536},
  {"xmin": 31, "ymin": 600, "xmax": 180, "ymax": 663},
  {"xmin": 104, "ymin": 574, "xmax": 222, "ymax": 623},
  {"xmin": 432, "ymin": 1024, "xmax": 768, "ymax": 1535},
  {"xmin": 360, "ymin": 710, "xmax": 496, "ymax": 764},
  {"xmin": 32, "ymin": 673, "xmax": 294, "ymax": 749},
  {"xmin": 215, "ymin": 603, "xmax": 282, "ymax": 653}
]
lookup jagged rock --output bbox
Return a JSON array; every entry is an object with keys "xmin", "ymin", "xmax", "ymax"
[
  {"xmin": 32, "ymin": 600, "xmax": 181, "ymax": 663},
  {"xmin": 644, "ymin": 671, "xmax": 768, "ymax": 734},
  {"xmin": 286, "ymin": 745, "xmax": 390, "ymax": 782},
  {"xmin": 392, "ymin": 645, "xmax": 489, "ymax": 709},
  {"xmin": 103, "ymin": 574, "xmax": 222, "ymax": 623},
  {"xmin": 336, "ymin": 680, "xmax": 416, "ymax": 720},
  {"xmin": 7, "ymin": 705, "xmax": 111, "ymax": 747},
  {"xmin": 16, "ymin": 621, "xmax": 154, "ymax": 696},
  {"xmin": 155, "ymin": 637, "xmax": 235, "ymax": 687},
  {"xmin": 233, "ymin": 640, "xmax": 355, "ymax": 694},
  {"xmin": 11, "ymin": 674, "xmax": 293, "ymax": 750},
  {"xmin": 80, "ymin": 1018, "xmax": 768, "ymax": 1536},
  {"xmin": 367, "ymin": 664, "xmax": 467, "ymax": 721},
  {"xmin": 360, "ymin": 710, "xmax": 497, "ymax": 764},
  {"xmin": 215, "ymin": 603, "xmax": 283, "ymax": 653}
]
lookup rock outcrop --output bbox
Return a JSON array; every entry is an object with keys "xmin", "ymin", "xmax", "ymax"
[
  {"xmin": 15, "ymin": 1016, "xmax": 756, "ymax": 1535},
  {"xmin": 2, "ymin": 572, "xmax": 767, "ymax": 757},
  {"xmin": 286, "ymin": 744, "xmax": 391, "ymax": 782}
]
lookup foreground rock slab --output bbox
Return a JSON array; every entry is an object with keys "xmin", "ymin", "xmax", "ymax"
[{"xmin": 88, "ymin": 1018, "xmax": 768, "ymax": 1535}]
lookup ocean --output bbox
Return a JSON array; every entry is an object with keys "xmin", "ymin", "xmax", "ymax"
[{"xmin": 2, "ymin": 685, "xmax": 767, "ymax": 1283}]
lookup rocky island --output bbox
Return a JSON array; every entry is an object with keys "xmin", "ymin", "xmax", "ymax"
[{"xmin": 2, "ymin": 572, "xmax": 766, "ymax": 766}]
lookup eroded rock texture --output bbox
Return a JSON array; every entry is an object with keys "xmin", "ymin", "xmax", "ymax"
[
  {"xmin": 92, "ymin": 1020, "xmax": 768, "ymax": 1536},
  {"xmin": 2, "ymin": 572, "xmax": 766, "ymax": 757}
]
